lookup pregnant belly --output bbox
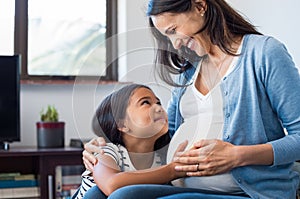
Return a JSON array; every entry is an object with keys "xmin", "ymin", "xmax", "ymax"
[{"xmin": 167, "ymin": 115, "xmax": 223, "ymax": 163}]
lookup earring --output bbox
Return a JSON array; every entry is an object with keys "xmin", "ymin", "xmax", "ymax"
[{"xmin": 201, "ymin": 11, "xmax": 205, "ymax": 17}]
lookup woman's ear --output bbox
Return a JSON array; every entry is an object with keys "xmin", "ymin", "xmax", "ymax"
[{"xmin": 194, "ymin": 0, "xmax": 207, "ymax": 14}]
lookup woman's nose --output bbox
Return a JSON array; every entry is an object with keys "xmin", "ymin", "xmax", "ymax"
[{"xmin": 170, "ymin": 37, "xmax": 182, "ymax": 50}]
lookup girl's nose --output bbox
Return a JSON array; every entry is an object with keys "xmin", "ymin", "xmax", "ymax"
[{"xmin": 154, "ymin": 104, "xmax": 163, "ymax": 112}]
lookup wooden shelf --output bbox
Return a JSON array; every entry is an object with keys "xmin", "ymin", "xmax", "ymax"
[{"xmin": 0, "ymin": 146, "xmax": 83, "ymax": 199}]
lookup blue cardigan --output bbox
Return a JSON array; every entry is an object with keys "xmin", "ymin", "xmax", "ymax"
[{"xmin": 167, "ymin": 34, "xmax": 300, "ymax": 199}]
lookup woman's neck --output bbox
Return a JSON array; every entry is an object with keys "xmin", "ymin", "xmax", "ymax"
[{"xmin": 206, "ymin": 35, "xmax": 243, "ymax": 64}]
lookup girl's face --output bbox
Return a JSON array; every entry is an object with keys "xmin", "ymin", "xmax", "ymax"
[
  {"xmin": 121, "ymin": 87, "xmax": 168, "ymax": 139},
  {"xmin": 151, "ymin": 3, "xmax": 207, "ymax": 57}
]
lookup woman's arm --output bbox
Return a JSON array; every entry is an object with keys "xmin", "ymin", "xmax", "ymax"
[
  {"xmin": 93, "ymin": 153, "xmax": 186, "ymax": 196},
  {"xmin": 174, "ymin": 139, "xmax": 273, "ymax": 176}
]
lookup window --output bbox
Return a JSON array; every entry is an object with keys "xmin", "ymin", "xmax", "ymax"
[
  {"xmin": 0, "ymin": 0, "xmax": 14, "ymax": 55},
  {"xmin": 14, "ymin": 0, "xmax": 118, "ymax": 81}
]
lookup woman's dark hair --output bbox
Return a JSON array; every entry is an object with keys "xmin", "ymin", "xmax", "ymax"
[
  {"xmin": 147, "ymin": 0, "xmax": 262, "ymax": 86},
  {"xmin": 92, "ymin": 84, "xmax": 170, "ymax": 150}
]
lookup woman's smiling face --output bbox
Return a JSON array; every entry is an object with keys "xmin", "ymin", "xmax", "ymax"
[{"xmin": 151, "ymin": 4, "xmax": 207, "ymax": 57}]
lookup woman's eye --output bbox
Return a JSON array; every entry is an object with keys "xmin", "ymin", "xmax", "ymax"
[
  {"xmin": 156, "ymin": 101, "xmax": 162, "ymax": 106},
  {"xmin": 170, "ymin": 28, "xmax": 176, "ymax": 34},
  {"xmin": 166, "ymin": 27, "xmax": 176, "ymax": 35}
]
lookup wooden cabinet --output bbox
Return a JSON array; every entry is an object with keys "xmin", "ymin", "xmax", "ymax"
[{"xmin": 0, "ymin": 147, "xmax": 83, "ymax": 199}]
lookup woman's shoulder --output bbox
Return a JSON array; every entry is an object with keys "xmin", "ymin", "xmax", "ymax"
[
  {"xmin": 240, "ymin": 34, "xmax": 294, "ymax": 74},
  {"xmin": 244, "ymin": 34, "xmax": 285, "ymax": 51},
  {"xmin": 245, "ymin": 34, "xmax": 274, "ymax": 42},
  {"xmin": 246, "ymin": 35, "xmax": 290, "ymax": 58}
]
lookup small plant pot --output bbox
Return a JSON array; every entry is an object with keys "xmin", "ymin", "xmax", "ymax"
[{"xmin": 36, "ymin": 122, "xmax": 65, "ymax": 148}]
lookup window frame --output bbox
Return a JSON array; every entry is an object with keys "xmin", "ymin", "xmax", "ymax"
[{"xmin": 14, "ymin": 0, "xmax": 118, "ymax": 81}]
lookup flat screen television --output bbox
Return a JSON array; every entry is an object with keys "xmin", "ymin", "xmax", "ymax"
[{"xmin": 0, "ymin": 55, "xmax": 20, "ymax": 150}]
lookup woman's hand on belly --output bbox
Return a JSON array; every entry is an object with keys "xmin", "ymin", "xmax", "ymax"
[{"xmin": 173, "ymin": 139, "xmax": 239, "ymax": 176}]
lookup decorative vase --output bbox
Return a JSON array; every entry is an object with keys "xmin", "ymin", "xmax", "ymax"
[{"xmin": 36, "ymin": 122, "xmax": 65, "ymax": 148}]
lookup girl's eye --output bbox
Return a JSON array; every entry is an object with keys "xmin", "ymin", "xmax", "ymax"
[
  {"xmin": 141, "ymin": 100, "xmax": 150, "ymax": 105},
  {"xmin": 156, "ymin": 101, "xmax": 162, "ymax": 106}
]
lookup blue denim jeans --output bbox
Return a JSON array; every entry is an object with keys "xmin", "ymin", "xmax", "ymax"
[
  {"xmin": 106, "ymin": 184, "xmax": 250, "ymax": 199},
  {"xmin": 83, "ymin": 185, "xmax": 107, "ymax": 199}
]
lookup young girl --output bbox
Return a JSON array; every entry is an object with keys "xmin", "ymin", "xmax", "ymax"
[{"xmin": 72, "ymin": 84, "xmax": 186, "ymax": 199}]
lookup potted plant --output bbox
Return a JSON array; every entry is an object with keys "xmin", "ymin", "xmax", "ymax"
[{"xmin": 36, "ymin": 105, "xmax": 65, "ymax": 148}]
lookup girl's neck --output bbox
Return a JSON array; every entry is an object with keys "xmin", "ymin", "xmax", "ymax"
[
  {"xmin": 128, "ymin": 151, "xmax": 155, "ymax": 170},
  {"xmin": 123, "ymin": 134, "xmax": 156, "ymax": 153},
  {"xmin": 121, "ymin": 131, "xmax": 165, "ymax": 169},
  {"xmin": 122, "ymin": 136, "xmax": 156, "ymax": 170}
]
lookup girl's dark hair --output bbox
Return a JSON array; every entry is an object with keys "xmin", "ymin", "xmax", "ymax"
[
  {"xmin": 92, "ymin": 84, "xmax": 170, "ymax": 150},
  {"xmin": 147, "ymin": 0, "xmax": 262, "ymax": 86}
]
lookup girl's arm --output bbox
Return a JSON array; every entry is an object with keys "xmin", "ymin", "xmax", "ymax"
[{"xmin": 93, "ymin": 153, "xmax": 185, "ymax": 196}]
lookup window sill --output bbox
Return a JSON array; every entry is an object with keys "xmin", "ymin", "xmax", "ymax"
[{"xmin": 20, "ymin": 79, "xmax": 123, "ymax": 85}]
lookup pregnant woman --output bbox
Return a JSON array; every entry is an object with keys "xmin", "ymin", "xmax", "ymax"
[{"xmin": 82, "ymin": 0, "xmax": 300, "ymax": 198}]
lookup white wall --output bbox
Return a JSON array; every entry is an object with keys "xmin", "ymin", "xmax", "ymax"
[
  {"xmin": 227, "ymin": 0, "xmax": 300, "ymax": 67},
  {"xmin": 19, "ymin": 83, "xmax": 117, "ymax": 146},
  {"xmin": 12, "ymin": 0, "xmax": 299, "ymax": 147}
]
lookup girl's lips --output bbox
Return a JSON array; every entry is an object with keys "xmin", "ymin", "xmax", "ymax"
[{"xmin": 154, "ymin": 117, "xmax": 166, "ymax": 123}]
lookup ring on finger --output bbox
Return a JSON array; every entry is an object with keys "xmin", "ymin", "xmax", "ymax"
[
  {"xmin": 195, "ymin": 163, "xmax": 200, "ymax": 171},
  {"xmin": 196, "ymin": 163, "xmax": 200, "ymax": 171}
]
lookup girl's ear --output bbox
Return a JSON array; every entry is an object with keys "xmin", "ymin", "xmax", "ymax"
[
  {"xmin": 118, "ymin": 126, "xmax": 129, "ymax": 133},
  {"xmin": 117, "ymin": 120, "xmax": 130, "ymax": 133}
]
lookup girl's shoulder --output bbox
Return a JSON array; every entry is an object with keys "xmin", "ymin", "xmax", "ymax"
[{"xmin": 100, "ymin": 143, "xmax": 128, "ymax": 167}]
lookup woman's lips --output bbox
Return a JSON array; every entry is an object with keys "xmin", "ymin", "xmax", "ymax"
[{"xmin": 186, "ymin": 38, "xmax": 195, "ymax": 50}]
